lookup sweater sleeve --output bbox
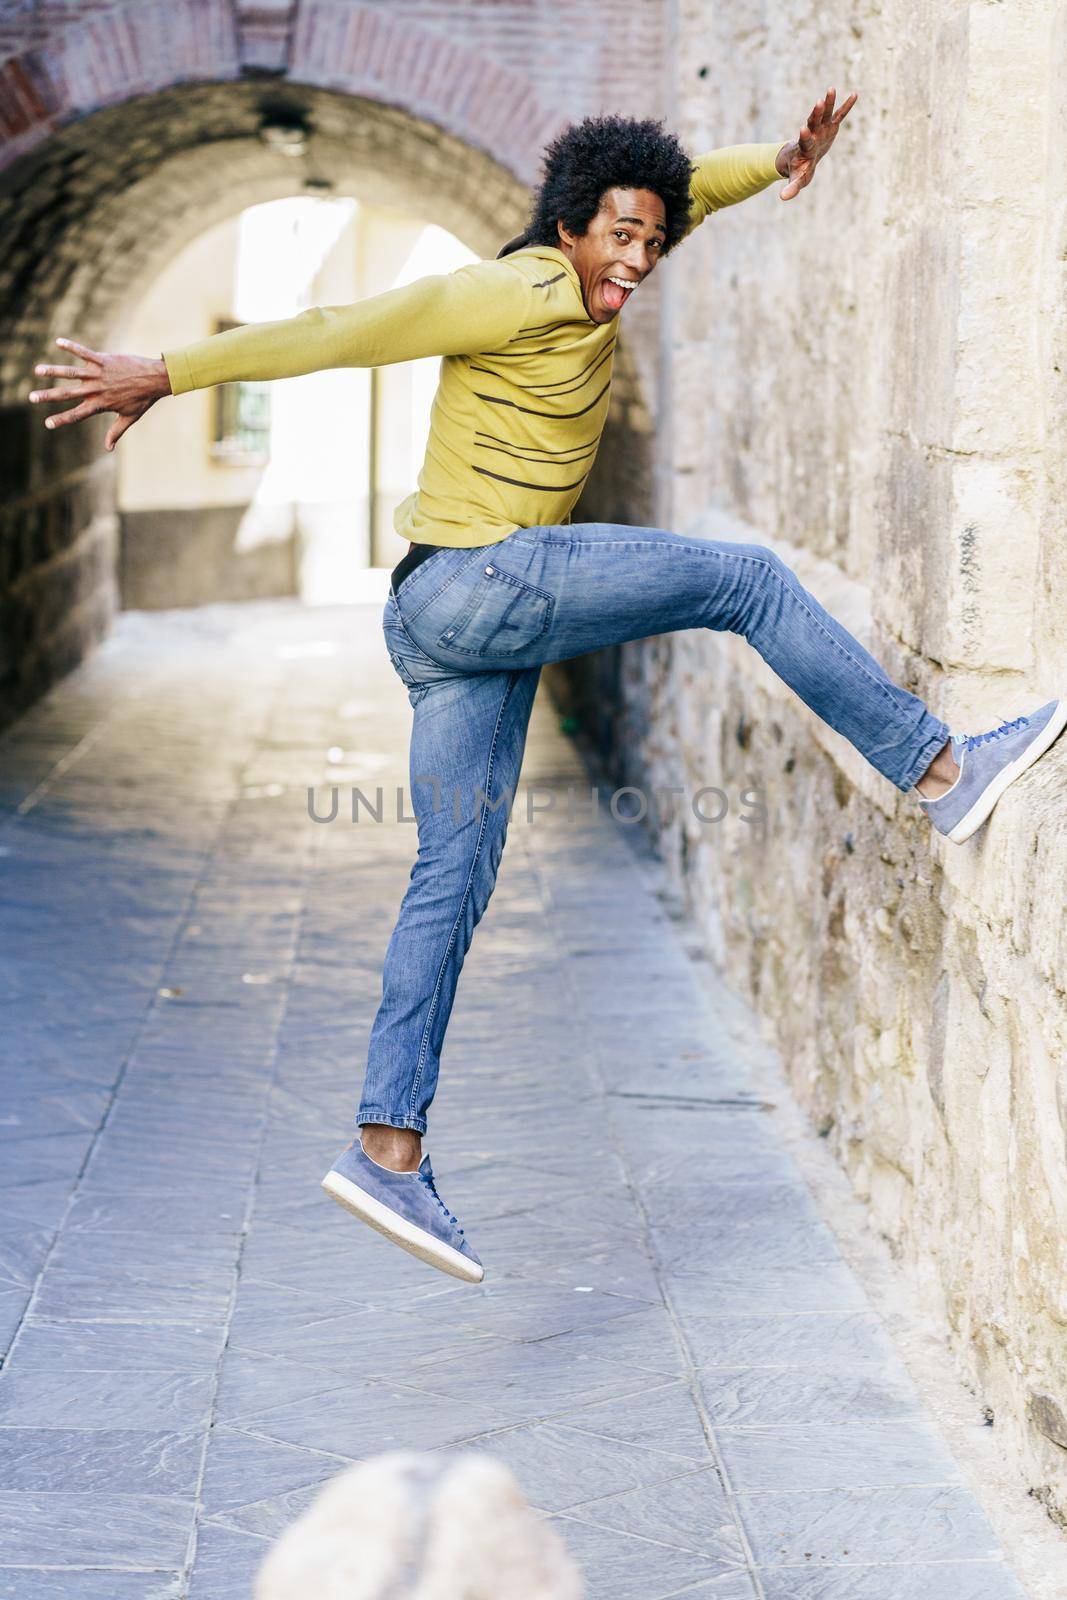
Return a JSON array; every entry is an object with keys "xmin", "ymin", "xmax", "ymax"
[
  {"xmin": 682, "ymin": 142, "xmax": 784, "ymax": 239},
  {"xmin": 162, "ymin": 258, "xmax": 533, "ymax": 396}
]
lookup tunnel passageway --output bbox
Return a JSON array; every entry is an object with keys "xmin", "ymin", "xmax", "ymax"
[
  {"xmin": 0, "ymin": 62, "xmax": 538, "ymax": 729},
  {"xmin": 0, "ymin": 63, "xmax": 655, "ymax": 730}
]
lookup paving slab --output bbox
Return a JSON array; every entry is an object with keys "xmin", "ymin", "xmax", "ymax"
[{"xmin": 0, "ymin": 599, "xmax": 1033, "ymax": 1598}]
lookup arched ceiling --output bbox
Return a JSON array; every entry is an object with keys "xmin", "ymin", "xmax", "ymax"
[{"xmin": 0, "ymin": 82, "xmax": 531, "ymax": 402}]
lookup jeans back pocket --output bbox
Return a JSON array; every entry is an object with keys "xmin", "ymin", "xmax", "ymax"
[{"xmin": 435, "ymin": 561, "xmax": 554, "ymax": 657}]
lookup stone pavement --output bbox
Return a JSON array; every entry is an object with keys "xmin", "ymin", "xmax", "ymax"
[{"xmin": 0, "ymin": 596, "xmax": 1032, "ymax": 1600}]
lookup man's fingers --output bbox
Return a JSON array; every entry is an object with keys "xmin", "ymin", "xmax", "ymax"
[
  {"xmin": 54, "ymin": 337, "xmax": 103, "ymax": 365},
  {"xmin": 832, "ymin": 91, "xmax": 858, "ymax": 124},
  {"xmin": 780, "ymin": 88, "xmax": 854, "ymax": 202},
  {"xmin": 780, "ymin": 157, "xmax": 817, "ymax": 200},
  {"xmin": 43, "ymin": 399, "xmax": 98, "ymax": 430},
  {"xmin": 33, "ymin": 364, "xmax": 85, "ymax": 380},
  {"xmin": 104, "ymin": 413, "xmax": 136, "ymax": 453},
  {"xmin": 29, "ymin": 383, "xmax": 95, "ymax": 404}
]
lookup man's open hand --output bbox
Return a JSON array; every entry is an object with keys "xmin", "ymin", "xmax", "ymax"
[
  {"xmin": 775, "ymin": 86, "xmax": 857, "ymax": 200},
  {"xmin": 28, "ymin": 339, "xmax": 172, "ymax": 452}
]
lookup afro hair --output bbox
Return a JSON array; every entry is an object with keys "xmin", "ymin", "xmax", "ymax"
[{"xmin": 501, "ymin": 115, "xmax": 694, "ymax": 260}]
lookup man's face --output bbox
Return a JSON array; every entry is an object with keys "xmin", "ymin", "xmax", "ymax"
[{"xmin": 557, "ymin": 187, "xmax": 667, "ymax": 324}]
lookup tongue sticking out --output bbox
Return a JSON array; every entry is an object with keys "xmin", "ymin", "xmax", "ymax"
[{"xmin": 602, "ymin": 279, "xmax": 627, "ymax": 311}]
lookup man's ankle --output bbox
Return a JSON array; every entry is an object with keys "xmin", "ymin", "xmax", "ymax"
[
  {"xmin": 915, "ymin": 738, "xmax": 960, "ymax": 799},
  {"xmin": 359, "ymin": 1124, "xmax": 423, "ymax": 1172}
]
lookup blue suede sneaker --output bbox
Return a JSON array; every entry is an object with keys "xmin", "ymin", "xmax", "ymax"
[
  {"xmin": 321, "ymin": 1139, "xmax": 484, "ymax": 1283},
  {"xmin": 917, "ymin": 698, "xmax": 1067, "ymax": 843}
]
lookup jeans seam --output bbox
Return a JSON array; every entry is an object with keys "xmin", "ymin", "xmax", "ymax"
[
  {"xmin": 406, "ymin": 671, "xmax": 517, "ymax": 1123},
  {"xmin": 386, "ymin": 610, "xmax": 447, "ymax": 694},
  {"xmin": 392, "ymin": 610, "xmax": 443, "ymax": 668}
]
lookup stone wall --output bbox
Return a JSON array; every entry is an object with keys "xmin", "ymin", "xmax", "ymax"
[
  {"xmin": 556, "ymin": 0, "xmax": 1067, "ymax": 1524},
  {"xmin": 0, "ymin": 401, "xmax": 117, "ymax": 729}
]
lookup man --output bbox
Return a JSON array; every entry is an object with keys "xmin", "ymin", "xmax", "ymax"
[{"xmin": 28, "ymin": 91, "xmax": 1066, "ymax": 1285}]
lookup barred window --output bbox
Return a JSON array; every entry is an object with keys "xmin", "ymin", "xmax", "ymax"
[{"xmin": 211, "ymin": 319, "xmax": 271, "ymax": 464}]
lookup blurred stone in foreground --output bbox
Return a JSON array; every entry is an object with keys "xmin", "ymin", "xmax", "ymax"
[{"xmin": 255, "ymin": 1450, "xmax": 585, "ymax": 1600}]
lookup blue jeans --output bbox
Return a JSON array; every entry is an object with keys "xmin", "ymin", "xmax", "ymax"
[{"xmin": 357, "ymin": 521, "xmax": 949, "ymax": 1134}]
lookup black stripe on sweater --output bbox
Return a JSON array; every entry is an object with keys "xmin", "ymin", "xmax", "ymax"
[
  {"xmin": 471, "ymin": 337, "xmax": 615, "ymax": 390},
  {"xmin": 473, "ymin": 439, "xmax": 598, "ymax": 465},
  {"xmin": 509, "ymin": 320, "xmax": 574, "ymax": 340},
  {"xmin": 474, "ymin": 429, "xmax": 599, "ymax": 456},
  {"xmin": 473, "ymin": 464, "xmax": 589, "ymax": 491},
  {"xmin": 473, "ymin": 382, "xmax": 611, "ymax": 420}
]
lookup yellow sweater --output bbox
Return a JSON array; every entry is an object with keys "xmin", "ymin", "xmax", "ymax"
[{"xmin": 163, "ymin": 143, "xmax": 783, "ymax": 549}]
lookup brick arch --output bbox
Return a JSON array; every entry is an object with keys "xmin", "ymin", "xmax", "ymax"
[
  {"xmin": 0, "ymin": 0, "xmax": 564, "ymax": 187},
  {"xmin": 289, "ymin": 3, "xmax": 563, "ymax": 186}
]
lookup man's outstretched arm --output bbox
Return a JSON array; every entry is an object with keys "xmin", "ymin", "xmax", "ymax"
[
  {"xmin": 684, "ymin": 142, "xmax": 788, "ymax": 236},
  {"xmin": 27, "ymin": 260, "xmax": 533, "ymax": 451},
  {"xmin": 162, "ymin": 263, "xmax": 532, "ymax": 393},
  {"xmin": 683, "ymin": 85, "xmax": 858, "ymax": 238}
]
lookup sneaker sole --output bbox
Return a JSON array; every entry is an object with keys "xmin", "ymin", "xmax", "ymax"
[
  {"xmin": 947, "ymin": 699, "xmax": 1067, "ymax": 843},
  {"xmin": 320, "ymin": 1169, "xmax": 484, "ymax": 1283}
]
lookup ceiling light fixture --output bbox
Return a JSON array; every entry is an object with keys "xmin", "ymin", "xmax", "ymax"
[{"xmin": 258, "ymin": 112, "xmax": 309, "ymax": 157}]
